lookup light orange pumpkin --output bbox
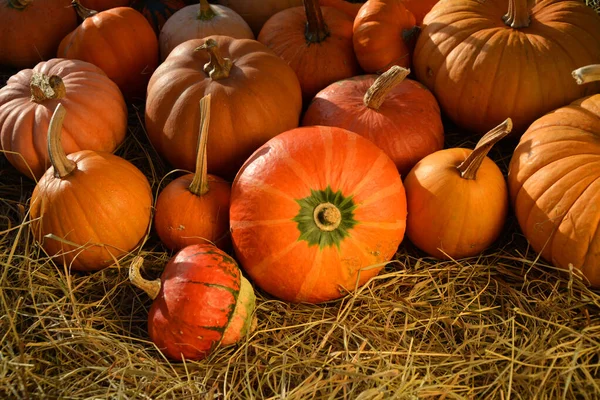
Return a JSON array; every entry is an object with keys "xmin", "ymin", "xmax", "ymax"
[{"xmin": 216, "ymin": 0, "xmax": 302, "ymax": 35}]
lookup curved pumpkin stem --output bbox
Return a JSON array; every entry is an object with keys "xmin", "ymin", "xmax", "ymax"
[
  {"xmin": 364, "ymin": 66, "xmax": 411, "ymax": 111},
  {"xmin": 47, "ymin": 104, "xmax": 77, "ymax": 179},
  {"xmin": 457, "ymin": 118, "xmax": 513, "ymax": 180},
  {"xmin": 502, "ymin": 0, "xmax": 530, "ymax": 28},
  {"xmin": 71, "ymin": 0, "xmax": 98, "ymax": 19},
  {"xmin": 7, "ymin": 0, "xmax": 32, "ymax": 10},
  {"xmin": 304, "ymin": 0, "xmax": 330, "ymax": 43},
  {"xmin": 129, "ymin": 256, "xmax": 162, "ymax": 300},
  {"xmin": 195, "ymin": 39, "xmax": 232, "ymax": 80},
  {"xmin": 189, "ymin": 94, "xmax": 212, "ymax": 196},
  {"xmin": 572, "ymin": 64, "xmax": 600, "ymax": 85},
  {"xmin": 30, "ymin": 73, "xmax": 66, "ymax": 103},
  {"xmin": 198, "ymin": 0, "xmax": 217, "ymax": 20}
]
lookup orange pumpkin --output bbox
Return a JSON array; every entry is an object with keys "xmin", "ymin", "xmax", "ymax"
[
  {"xmin": 57, "ymin": 1, "xmax": 159, "ymax": 100},
  {"xmin": 79, "ymin": 0, "xmax": 130, "ymax": 10},
  {"xmin": 302, "ymin": 66, "xmax": 444, "ymax": 177},
  {"xmin": 352, "ymin": 0, "xmax": 417, "ymax": 73},
  {"xmin": 145, "ymin": 36, "xmax": 302, "ymax": 179},
  {"xmin": 508, "ymin": 65, "xmax": 600, "ymax": 287},
  {"xmin": 0, "ymin": 0, "xmax": 77, "ymax": 68},
  {"xmin": 400, "ymin": 0, "xmax": 437, "ymax": 25},
  {"xmin": 230, "ymin": 125, "xmax": 407, "ymax": 304},
  {"xmin": 154, "ymin": 94, "xmax": 231, "ymax": 251},
  {"xmin": 413, "ymin": 0, "xmax": 600, "ymax": 135},
  {"xmin": 404, "ymin": 119, "xmax": 512, "ymax": 260},
  {"xmin": 129, "ymin": 246, "xmax": 256, "ymax": 361},
  {"xmin": 216, "ymin": 0, "xmax": 302, "ymax": 35},
  {"xmin": 29, "ymin": 104, "xmax": 153, "ymax": 271},
  {"xmin": 258, "ymin": 0, "xmax": 360, "ymax": 104},
  {"xmin": 0, "ymin": 58, "xmax": 127, "ymax": 180}
]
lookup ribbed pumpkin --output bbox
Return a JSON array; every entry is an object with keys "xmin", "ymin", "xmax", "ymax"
[
  {"xmin": 230, "ymin": 125, "xmax": 407, "ymax": 304},
  {"xmin": 258, "ymin": 0, "xmax": 360, "ymax": 104},
  {"xmin": 145, "ymin": 35, "xmax": 302, "ymax": 179},
  {"xmin": 302, "ymin": 66, "xmax": 444, "ymax": 177},
  {"xmin": 216, "ymin": 0, "xmax": 302, "ymax": 35},
  {"xmin": 80, "ymin": 0, "xmax": 130, "ymax": 10},
  {"xmin": 159, "ymin": 0, "xmax": 254, "ymax": 60},
  {"xmin": 508, "ymin": 65, "xmax": 600, "ymax": 287},
  {"xmin": 131, "ymin": 0, "xmax": 187, "ymax": 34},
  {"xmin": 0, "ymin": 58, "xmax": 127, "ymax": 180},
  {"xmin": 154, "ymin": 94, "xmax": 231, "ymax": 251},
  {"xmin": 352, "ymin": 0, "xmax": 417, "ymax": 73},
  {"xmin": 413, "ymin": 0, "xmax": 600, "ymax": 135},
  {"xmin": 0, "ymin": 0, "xmax": 77, "ymax": 68},
  {"xmin": 404, "ymin": 119, "xmax": 512, "ymax": 260},
  {"xmin": 29, "ymin": 104, "xmax": 153, "ymax": 271},
  {"xmin": 129, "ymin": 245, "xmax": 256, "ymax": 361},
  {"xmin": 58, "ymin": 1, "xmax": 159, "ymax": 100}
]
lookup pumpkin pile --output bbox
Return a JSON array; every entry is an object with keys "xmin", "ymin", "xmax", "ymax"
[{"xmin": 1, "ymin": 0, "xmax": 600, "ymax": 363}]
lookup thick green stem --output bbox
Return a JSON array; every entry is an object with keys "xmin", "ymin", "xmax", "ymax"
[
  {"xmin": 195, "ymin": 39, "xmax": 232, "ymax": 80},
  {"xmin": 572, "ymin": 64, "xmax": 600, "ymax": 85},
  {"xmin": 129, "ymin": 256, "xmax": 161, "ymax": 300},
  {"xmin": 198, "ymin": 0, "xmax": 217, "ymax": 20},
  {"xmin": 502, "ymin": 0, "xmax": 530, "ymax": 28},
  {"xmin": 304, "ymin": 0, "xmax": 330, "ymax": 43},
  {"xmin": 30, "ymin": 73, "xmax": 66, "ymax": 103},
  {"xmin": 364, "ymin": 66, "xmax": 410, "ymax": 111},
  {"xmin": 47, "ymin": 104, "xmax": 77, "ymax": 179},
  {"xmin": 188, "ymin": 94, "xmax": 212, "ymax": 196}
]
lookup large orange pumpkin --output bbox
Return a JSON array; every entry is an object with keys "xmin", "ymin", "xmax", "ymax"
[
  {"xmin": 302, "ymin": 66, "xmax": 444, "ymax": 177},
  {"xmin": 508, "ymin": 65, "xmax": 600, "ymax": 287},
  {"xmin": 230, "ymin": 125, "xmax": 407, "ymax": 304},
  {"xmin": 413, "ymin": 0, "xmax": 600, "ymax": 136},
  {"xmin": 216, "ymin": 0, "xmax": 302, "ymax": 35},
  {"xmin": 0, "ymin": 58, "xmax": 127, "ymax": 180},
  {"xmin": 145, "ymin": 35, "xmax": 302, "ymax": 179},
  {"xmin": 0, "ymin": 0, "xmax": 77, "ymax": 68}
]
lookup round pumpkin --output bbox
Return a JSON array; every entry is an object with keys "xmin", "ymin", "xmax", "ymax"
[
  {"xmin": 154, "ymin": 94, "xmax": 231, "ymax": 251},
  {"xmin": 131, "ymin": 0, "xmax": 187, "ymax": 34},
  {"xmin": 508, "ymin": 65, "xmax": 600, "ymax": 287},
  {"xmin": 79, "ymin": 0, "xmax": 130, "ymax": 10},
  {"xmin": 29, "ymin": 104, "xmax": 153, "ymax": 271},
  {"xmin": 129, "ymin": 246, "xmax": 256, "ymax": 361},
  {"xmin": 413, "ymin": 0, "xmax": 600, "ymax": 135},
  {"xmin": 400, "ymin": 0, "xmax": 437, "ymax": 25},
  {"xmin": 145, "ymin": 35, "xmax": 302, "ymax": 179},
  {"xmin": 159, "ymin": 0, "xmax": 254, "ymax": 61},
  {"xmin": 58, "ymin": 1, "xmax": 159, "ymax": 100},
  {"xmin": 0, "ymin": 0, "xmax": 77, "ymax": 68},
  {"xmin": 0, "ymin": 58, "xmax": 128, "ymax": 180},
  {"xmin": 230, "ymin": 125, "xmax": 407, "ymax": 304},
  {"xmin": 404, "ymin": 119, "xmax": 512, "ymax": 260},
  {"xmin": 258, "ymin": 0, "xmax": 360, "ymax": 104},
  {"xmin": 352, "ymin": 0, "xmax": 417, "ymax": 73},
  {"xmin": 216, "ymin": 0, "xmax": 302, "ymax": 35},
  {"xmin": 302, "ymin": 66, "xmax": 444, "ymax": 177}
]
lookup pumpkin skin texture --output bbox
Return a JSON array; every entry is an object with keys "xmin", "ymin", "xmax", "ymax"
[
  {"xmin": 145, "ymin": 35, "xmax": 302, "ymax": 180},
  {"xmin": 400, "ymin": 0, "xmax": 437, "ymax": 25},
  {"xmin": 352, "ymin": 0, "xmax": 417, "ymax": 73},
  {"xmin": 29, "ymin": 104, "xmax": 153, "ymax": 272},
  {"xmin": 0, "ymin": 58, "xmax": 128, "ymax": 180},
  {"xmin": 216, "ymin": 0, "xmax": 302, "ymax": 36},
  {"xmin": 230, "ymin": 125, "xmax": 407, "ymax": 304},
  {"xmin": 413, "ymin": 0, "xmax": 600, "ymax": 136},
  {"xmin": 129, "ymin": 245, "xmax": 257, "ymax": 361},
  {"xmin": 159, "ymin": 0, "xmax": 254, "ymax": 61},
  {"xmin": 508, "ymin": 66, "xmax": 600, "ymax": 288},
  {"xmin": 258, "ymin": 0, "xmax": 361, "ymax": 104},
  {"xmin": 131, "ymin": 0, "xmax": 187, "ymax": 34},
  {"xmin": 0, "ymin": 0, "xmax": 77, "ymax": 68},
  {"xmin": 80, "ymin": 0, "xmax": 130, "ymax": 11},
  {"xmin": 58, "ymin": 3, "xmax": 159, "ymax": 100},
  {"xmin": 302, "ymin": 66, "xmax": 444, "ymax": 177}
]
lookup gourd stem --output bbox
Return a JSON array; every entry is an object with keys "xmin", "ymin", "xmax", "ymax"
[
  {"xmin": 129, "ymin": 256, "xmax": 161, "ymax": 300},
  {"xmin": 314, "ymin": 203, "xmax": 341, "ymax": 231},
  {"xmin": 364, "ymin": 66, "xmax": 411, "ymax": 111},
  {"xmin": 47, "ymin": 104, "xmax": 77, "ymax": 179},
  {"xmin": 457, "ymin": 118, "xmax": 513, "ymax": 180},
  {"xmin": 189, "ymin": 94, "xmax": 212, "ymax": 196},
  {"xmin": 304, "ymin": 0, "xmax": 330, "ymax": 43},
  {"xmin": 502, "ymin": 0, "xmax": 529, "ymax": 28},
  {"xmin": 7, "ymin": 0, "xmax": 32, "ymax": 10},
  {"xmin": 195, "ymin": 39, "xmax": 232, "ymax": 80},
  {"xmin": 198, "ymin": 0, "xmax": 217, "ymax": 20},
  {"xmin": 30, "ymin": 73, "xmax": 66, "ymax": 103},
  {"xmin": 71, "ymin": 0, "xmax": 98, "ymax": 19},
  {"xmin": 572, "ymin": 65, "xmax": 600, "ymax": 85}
]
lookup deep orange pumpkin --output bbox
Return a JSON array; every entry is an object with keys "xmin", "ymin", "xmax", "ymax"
[
  {"xmin": 129, "ymin": 245, "xmax": 256, "ymax": 361},
  {"xmin": 0, "ymin": 58, "xmax": 128, "ymax": 180},
  {"xmin": 57, "ymin": 1, "xmax": 159, "ymax": 100},
  {"xmin": 413, "ymin": 0, "xmax": 600, "ymax": 135},
  {"xmin": 318, "ymin": 0, "xmax": 364, "ymax": 18},
  {"xmin": 79, "ymin": 0, "xmax": 130, "ymax": 10},
  {"xmin": 145, "ymin": 35, "xmax": 302, "ymax": 179},
  {"xmin": 400, "ymin": 0, "xmax": 437, "ymax": 25},
  {"xmin": 216, "ymin": 0, "xmax": 302, "ymax": 35},
  {"xmin": 302, "ymin": 66, "xmax": 444, "ymax": 177},
  {"xmin": 230, "ymin": 125, "xmax": 407, "ymax": 304}
]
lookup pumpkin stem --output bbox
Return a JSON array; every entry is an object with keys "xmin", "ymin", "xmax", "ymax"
[
  {"xmin": 47, "ymin": 104, "xmax": 77, "ymax": 179},
  {"xmin": 198, "ymin": 0, "xmax": 217, "ymax": 20},
  {"xmin": 457, "ymin": 118, "xmax": 513, "ymax": 180},
  {"xmin": 129, "ymin": 256, "xmax": 161, "ymax": 300},
  {"xmin": 304, "ymin": 0, "xmax": 330, "ymax": 44},
  {"xmin": 71, "ymin": 0, "xmax": 98, "ymax": 19},
  {"xmin": 313, "ymin": 202, "xmax": 342, "ymax": 231},
  {"xmin": 572, "ymin": 64, "xmax": 600, "ymax": 85},
  {"xmin": 189, "ymin": 94, "xmax": 212, "ymax": 196},
  {"xmin": 7, "ymin": 0, "xmax": 32, "ymax": 10},
  {"xmin": 30, "ymin": 73, "xmax": 66, "ymax": 103},
  {"xmin": 502, "ymin": 0, "xmax": 530, "ymax": 28},
  {"xmin": 195, "ymin": 39, "xmax": 233, "ymax": 80},
  {"xmin": 364, "ymin": 66, "xmax": 411, "ymax": 111}
]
